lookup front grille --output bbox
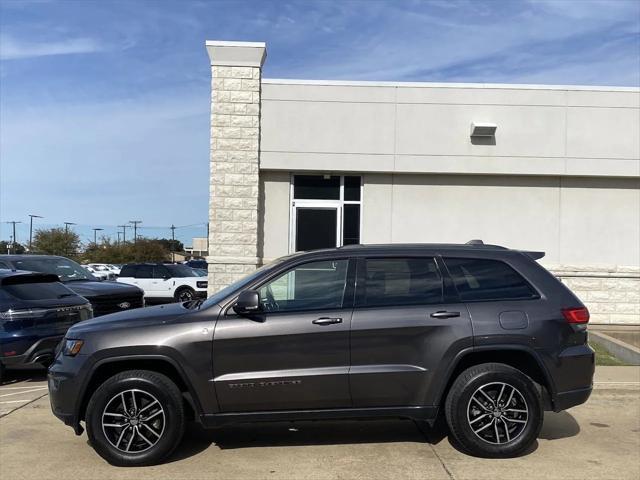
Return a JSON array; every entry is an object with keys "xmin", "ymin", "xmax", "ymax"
[{"xmin": 89, "ymin": 294, "xmax": 144, "ymax": 316}]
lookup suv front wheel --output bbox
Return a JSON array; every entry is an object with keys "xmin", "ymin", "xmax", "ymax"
[
  {"xmin": 85, "ymin": 370, "xmax": 185, "ymax": 466},
  {"xmin": 445, "ymin": 363, "xmax": 543, "ymax": 458}
]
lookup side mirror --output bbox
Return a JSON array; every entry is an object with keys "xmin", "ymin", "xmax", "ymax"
[{"xmin": 233, "ymin": 290, "xmax": 261, "ymax": 316}]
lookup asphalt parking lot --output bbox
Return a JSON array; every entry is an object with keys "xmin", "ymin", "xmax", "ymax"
[{"xmin": 0, "ymin": 367, "xmax": 639, "ymax": 480}]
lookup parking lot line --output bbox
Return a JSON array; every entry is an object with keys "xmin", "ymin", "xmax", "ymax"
[
  {"xmin": 0, "ymin": 399, "xmax": 36, "ymax": 404},
  {"xmin": 0, "ymin": 388, "xmax": 48, "ymax": 397}
]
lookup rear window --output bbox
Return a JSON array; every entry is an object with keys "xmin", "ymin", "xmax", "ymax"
[
  {"xmin": 1, "ymin": 279, "xmax": 76, "ymax": 300},
  {"xmin": 444, "ymin": 258, "xmax": 538, "ymax": 301},
  {"xmin": 358, "ymin": 257, "xmax": 443, "ymax": 307}
]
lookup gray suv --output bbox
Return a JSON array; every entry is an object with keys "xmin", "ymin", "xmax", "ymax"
[{"xmin": 48, "ymin": 243, "xmax": 594, "ymax": 466}]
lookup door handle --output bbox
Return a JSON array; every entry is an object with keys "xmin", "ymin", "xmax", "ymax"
[
  {"xmin": 430, "ymin": 311, "xmax": 460, "ymax": 319},
  {"xmin": 312, "ymin": 317, "xmax": 343, "ymax": 326}
]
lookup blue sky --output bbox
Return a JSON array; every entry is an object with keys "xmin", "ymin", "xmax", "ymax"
[{"xmin": 1, "ymin": 0, "xmax": 639, "ymax": 247}]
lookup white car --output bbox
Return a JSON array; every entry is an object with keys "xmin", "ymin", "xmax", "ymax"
[
  {"xmin": 116, "ymin": 263, "xmax": 207, "ymax": 302},
  {"xmin": 82, "ymin": 265, "xmax": 116, "ymax": 281},
  {"xmin": 88, "ymin": 263, "xmax": 121, "ymax": 276}
]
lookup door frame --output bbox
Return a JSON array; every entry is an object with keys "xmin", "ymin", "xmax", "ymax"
[
  {"xmin": 288, "ymin": 174, "xmax": 363, "ymax": 254},
  {"xmin": 290, "ymin": 201, "xmax": 342, "ymax": 253}
]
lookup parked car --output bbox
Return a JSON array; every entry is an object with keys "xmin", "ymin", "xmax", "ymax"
[
  {"xmin": 82, "ymin": 265, "xmax": 116, "ymax": 281},
  {"xmin": 48, "ymin": 242, "xmax": 593, "ymax": 466},
  {"xmin": 0, "ymin": 255, "xmax": 144, "ymax": 316},
  {"xmin": 117, "ymin": 263, "xmax": 208, "ymax": 302},
  {"xmin": 185, "ymin": 259, "xmax": 207, "ymax": 270},
  {"xmin": 0, "ymin": 270, "xmax": 93, "ymax": 382},
  {"xmin": 88, "ymin": 263, "xmax": 121, "ymax": 277}
]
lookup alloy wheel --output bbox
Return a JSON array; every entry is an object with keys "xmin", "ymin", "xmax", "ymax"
[
  {"xmin": 101, "ymin": 389, "xmax": 166, "ymax": 453},
  {"xmin": 466, "ymin": 382, "xmax": 529, "ymax": 445}
]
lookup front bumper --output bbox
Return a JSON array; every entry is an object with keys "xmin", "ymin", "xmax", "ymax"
[
  {"xmin": 48, "ymin": 353, "xmax": 88, "ymax": 435},
  {"xmin": 554, "ymin": 386, "xmax": 593, "ymax": 411}
]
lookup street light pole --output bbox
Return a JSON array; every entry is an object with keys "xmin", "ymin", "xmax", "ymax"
[
  {"xmin": 129, "ymin": 220, "xmax": 142, "ymax": 244},
  {"xmin": 28, "ymin": 215, "xmax": 43, "ymax": 251},
  {"xmin": 64, "ymin": 222, "xmax": 76, "ymax": 234},
  {"xmin": 92, "ymin": 228, "xmax": 104, "ymax": 245}
]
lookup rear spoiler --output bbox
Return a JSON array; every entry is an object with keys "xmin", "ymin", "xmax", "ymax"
[{"xmin": 520, "ymin": 251, "xmax": 545, "ymax": 260}]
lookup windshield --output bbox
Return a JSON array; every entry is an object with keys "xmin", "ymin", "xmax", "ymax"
[
  {"xmin": 11, "ymin": 257, "xmax": 97, "ymax": 282},
  {"xmin": 200, "ymin": 255, "xmax": 293, "ymax": 309},
  {"xmin": 165, "ymin": 264, "xmax": 199, "ymax": 277}
]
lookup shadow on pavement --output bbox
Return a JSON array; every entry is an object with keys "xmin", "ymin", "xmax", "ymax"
[
  {"xmin": 539, "ymin": 411, "xmax": 580, "ymax": 440},
  {"xmin": 0, "ymin": 367, "xmax": 48, "ymax": 386},
  {"xmin": 168, "ymin": 418, "xmax": 429, "ymax": 462},
  {"xmin": 169, "ymin": 410, "xmax": 581, "ymax": 463}
]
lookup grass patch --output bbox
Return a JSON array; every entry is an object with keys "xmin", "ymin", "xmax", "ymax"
[{"xmin": 590, "ymin": 340, "xmax": 628, "ymax": 366}]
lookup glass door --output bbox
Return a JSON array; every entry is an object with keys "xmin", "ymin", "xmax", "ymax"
[
  {"xmin": 289, "ymin": 174, "xmax": 362, "ymax": 252},
  {"xmin": 292, "ymin": 204, "xmax": 341, "ymax": 252}
]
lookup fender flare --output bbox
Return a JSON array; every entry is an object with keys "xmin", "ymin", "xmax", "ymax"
[{"xmin": 431, "ymin": 344, "xmax": 556, "ymax": 407}]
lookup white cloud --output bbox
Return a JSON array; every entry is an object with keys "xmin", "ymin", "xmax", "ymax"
[{"xmin": 0, "ymin": 34, "xmax": 105, "ymax": 60}]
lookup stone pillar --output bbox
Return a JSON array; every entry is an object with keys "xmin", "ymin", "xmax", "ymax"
[{"xmin": 205, "ymin": 41, "xmax": 266, "ymax": 294}]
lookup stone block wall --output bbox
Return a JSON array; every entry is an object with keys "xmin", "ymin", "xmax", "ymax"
[
  {"xmin": 551, "ymin": 265, "xmax": 640, "ymax": 324},
  {"xmin": 206, "ymin": 46, "xmax": 264, "ymax": 295}
]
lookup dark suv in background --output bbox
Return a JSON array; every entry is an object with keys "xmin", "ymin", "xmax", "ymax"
[
  {"xmin": 1, "ymin": 270, "xmax": 93, "ymax": 381},
  {"xmin": 0, "ymin": 255, "xmax": 144, "ymax": 316},
  {"xmin": 48, "ymin": 243, "xmax": 593, "ymax": 466}
]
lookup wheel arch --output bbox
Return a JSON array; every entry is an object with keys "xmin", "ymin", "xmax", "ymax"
[
  {"xmin": 78, "ymin": 355, "xmax": 201, "ymax": 423},
  {"xmin": 434, "ymin": 346, "xmax": 556, "ymax": 410}
]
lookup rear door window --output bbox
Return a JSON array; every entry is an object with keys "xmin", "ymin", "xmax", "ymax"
[
  {"xmin": 358, "ymin": 257, "xmax": 443, "ymax": 307},
  {"xmin": 443, "ymin": 258, "xmax": 538, "ymax": 301},
  {"xmin": 119, "ymin": 265, "xmax": 138, "ymax": 278},
  {"xmin": 134, "ymin": 265, "xmax": 153, "ymax": 279}
]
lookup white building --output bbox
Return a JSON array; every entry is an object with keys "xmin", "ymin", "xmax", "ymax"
[{"xmin": 205, "ymin": 40, "xmax": 640, "ymax": 325}]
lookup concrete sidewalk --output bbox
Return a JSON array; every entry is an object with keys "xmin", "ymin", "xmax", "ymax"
[{"xmin": 593, "ymin": 366, "xmax": 640, "ymax": 389}]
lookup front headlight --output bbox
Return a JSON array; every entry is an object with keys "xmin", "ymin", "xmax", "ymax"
[{"xmin": 63, "ymin": 339, "xmax": 84, "ymax": 356}]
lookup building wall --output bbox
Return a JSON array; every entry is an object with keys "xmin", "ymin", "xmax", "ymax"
[{"xmin": 260, "ymin": 81, "xmax": 639, "ymax": 178}]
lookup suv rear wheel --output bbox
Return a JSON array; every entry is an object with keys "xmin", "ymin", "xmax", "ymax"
[
  {"xmin": 174, "ymin": 287, "xmax": 195, "ymax": 302},
  {"xmin": 85, "ymin": 370, "xmax": 185, "ymax": 466},
  {"xmin": 445, "ymin": 363, "xmax": 543, "ymax": 458}
]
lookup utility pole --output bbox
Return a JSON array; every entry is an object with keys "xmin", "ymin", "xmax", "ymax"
[
  {"xmin": 170, "ymin": 224, "xmax": 176, "ymax": 263},
  {"xmin": 28, "ymin": 215, "xmax": 43, "ymax": 251},
  {"xmin": 64, "ymin": 222, "xmax": 76, "ymax": 234},
  {"xmin": 92, "ymin": 228, "xmax": 104, "ymax": 245},
  {"xmin": 118, "ymin": 225, "xmax": 129, "ymax": 243},
  {"xmin": 129, "ymin": 220, "xmax": 142, "ymax": 244},
  {"xmin": 5, "ymin": 221, "xmax": 21, "ymax": 253},
  {"xmin": 117, "ymin": 231, "xmax": 122, "ymax": 245}
]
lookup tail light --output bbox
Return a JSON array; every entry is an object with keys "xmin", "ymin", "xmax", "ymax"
[{"xmin": 562, "ymin": 307, "xmax": 590, "ymax": 324}]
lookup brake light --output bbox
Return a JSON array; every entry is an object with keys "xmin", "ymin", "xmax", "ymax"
[{"xmin": 562, "ymin": 307, "xmax": 590, "ymax": 324}]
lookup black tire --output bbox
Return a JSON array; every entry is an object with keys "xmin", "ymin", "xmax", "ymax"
[
  {"xmin": 86, "ymin": 370, "xmax": 185, "ymax": 466},
  {"xmin": 174, "ymin": 287, "xmax": 195, "ymax": 302},
  {"xmin": 445, "ymin": 362, "xmax": 543, "ymax": 458}
]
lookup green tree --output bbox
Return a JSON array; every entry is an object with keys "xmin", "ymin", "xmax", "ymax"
[
  {"xmin": 0, "ymin": 240, "xmax": 26, "ymax": 254},
  {"xmin": 32, "ymin": 228, "xmax": 81, "ymax": 258},
  {"xmin": 155, "ymin": 238, "xmax": 184, "ymax": 253},
  {"xmin": 83, "ymin": 238, "xmax": 170, "ymax": 264}
]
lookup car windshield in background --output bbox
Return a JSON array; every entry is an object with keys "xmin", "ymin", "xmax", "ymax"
[
  {"xmin": 12, "ymin": 258, "xmax": 96, "ymax": 282},
  {"xmin": 165, "ymin": 264, "xmax": 200, "ymax": 278}
]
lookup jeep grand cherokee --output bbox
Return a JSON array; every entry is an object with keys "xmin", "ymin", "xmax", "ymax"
[{"xmin": 48, "ymin": 243, "xmax": 594, "ymax": 465}]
